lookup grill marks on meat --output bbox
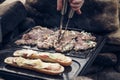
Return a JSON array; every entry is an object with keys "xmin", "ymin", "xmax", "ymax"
[{"xmin": 15, "ymin": 26, "xmax": 96, "ymax": 52}]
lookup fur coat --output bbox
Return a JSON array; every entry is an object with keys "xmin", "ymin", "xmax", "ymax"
[{"xmin": 25, "ymin": 0, "xmax": 119, "ymax": 35}]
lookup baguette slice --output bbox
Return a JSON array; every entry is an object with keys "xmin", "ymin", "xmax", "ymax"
[
  {"xmin": 13, "ymin": 49, "xmax": 72, "ymax": 66},
  {"xmin": 4, "ymin": 57, "xmax": 64, "ymax": 75}
]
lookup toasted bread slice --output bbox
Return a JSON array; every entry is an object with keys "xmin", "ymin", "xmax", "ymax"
[
  {"xmin": 4, "ymin": 57, "xmax": 64, "ymax": 75},
  {"xmin": 13, "ymin": 49, "xmax": 72, "ymax": 66}
]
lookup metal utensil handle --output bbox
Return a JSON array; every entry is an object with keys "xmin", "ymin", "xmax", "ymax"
[
  {"xmin": 0, "ymin": 17, "xmax": 2, "ymax": 43},
  {"xmin": 68, "ymin": 9, "xmax": 75, "ymax": 18},
  {"xmin": 61, "ymin": 0, "xmax": 68, "ymax": 15}
]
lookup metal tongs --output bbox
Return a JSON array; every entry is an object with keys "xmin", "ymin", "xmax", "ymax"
[{"xmin": 58, "ymin": 0, "xmax": 75, "ymax": 42}]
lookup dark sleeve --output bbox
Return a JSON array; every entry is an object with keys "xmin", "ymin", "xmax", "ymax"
[{"xmin": 0, "ymin": 1, "xmax": 27, "ymax": 37}]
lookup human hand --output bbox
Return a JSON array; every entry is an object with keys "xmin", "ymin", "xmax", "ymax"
[{"xmin": 57, "ymin": 0, "xmax": 84, "ymax": 14}]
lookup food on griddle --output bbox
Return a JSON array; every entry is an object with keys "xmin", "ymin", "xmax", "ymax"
[
  {"xmin": 15, "ymin": 26, "xmax": 54, "ymax": 45},
  {"xmin": 4, "ymin": 57, "xmax": 64, "ymax": 75},
  {"xmin": 74, "ymin": 31, "xmax": 96, "ymax": 51},
  {"xmin": 37, "ymin": 33, "xmax": 57, "ymax": 49},
  {"xmin": 13, "ymin": 49, "xmax": 72, "ymax": 66},
  {"xmin": 15, "ymin": 26, "xmax": 96, "ymax": 52}
]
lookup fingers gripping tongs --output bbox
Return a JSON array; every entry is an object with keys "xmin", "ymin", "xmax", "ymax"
[{"xmin": 58, "ymin": 0, "xmax": 75, "ymax": 42}]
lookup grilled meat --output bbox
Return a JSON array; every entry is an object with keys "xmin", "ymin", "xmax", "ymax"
[
  {"xmin": 15, "ymin": 26, "xmax": 54, "ymax": 45},
  {"xmin": 15, "ymin": 26, "xmax": 97, "ymax": 52}
]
